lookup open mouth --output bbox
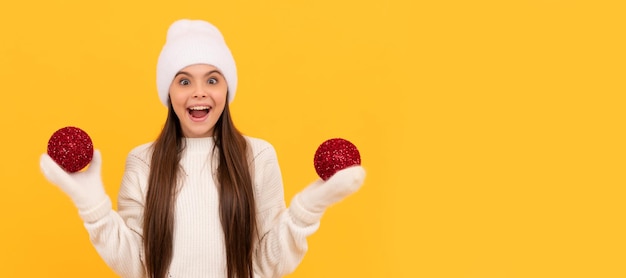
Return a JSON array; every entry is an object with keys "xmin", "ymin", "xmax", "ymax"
[{"xmin": 188, "ymin": 106, "xmax": 211, "ymax": 119}]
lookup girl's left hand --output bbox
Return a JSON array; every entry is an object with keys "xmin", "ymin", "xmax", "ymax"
[{"xmin": 297, "ymin": 166, "xmax": 366, "ymax": 213}]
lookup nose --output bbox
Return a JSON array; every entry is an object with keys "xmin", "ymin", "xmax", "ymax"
[{"xmin": 192, "ymin": 84, "xmax": 208, "ymax": 99}]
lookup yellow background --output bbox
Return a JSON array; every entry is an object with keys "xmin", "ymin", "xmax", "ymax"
[{"xmin": 1, "ymin": 0, "xmax": 625, "ymax": 277}]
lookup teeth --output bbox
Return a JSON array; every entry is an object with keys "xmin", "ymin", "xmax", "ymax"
[{"xmin": 189, "ymin": 106, "xmax": 210, "ymax": 110}]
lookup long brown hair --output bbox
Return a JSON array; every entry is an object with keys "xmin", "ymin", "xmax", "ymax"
[{"xmin": 144, "ymin": 98, "xmax": 257, "ymax": 278}]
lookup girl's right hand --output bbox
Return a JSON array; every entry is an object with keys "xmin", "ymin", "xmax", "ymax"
[{"xmin": 39, "ymin": 150, "xmax": 108, "ymax": 211}]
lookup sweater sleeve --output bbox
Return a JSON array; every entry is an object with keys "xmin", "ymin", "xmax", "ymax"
[
  {"xmin": 250, "ymin": 140, "xmax": 322, "ymax": 278},
  {"xmin": 80, "ymin": 148, "xmax": 149, "ymax": 278}
]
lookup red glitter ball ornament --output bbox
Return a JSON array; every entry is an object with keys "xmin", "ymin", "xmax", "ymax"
[
  {"xmin": 314, "ymin": 138, "xmax": 361, "ymax": 181},
  {"xmin": 47, "ymin": 126, "xmax": 94, "ymax": 173}
]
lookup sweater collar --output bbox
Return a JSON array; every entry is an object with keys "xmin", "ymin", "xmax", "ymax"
[{"xmin": 183, "ymin": 137, "xmax": 215, "ymax": 153}]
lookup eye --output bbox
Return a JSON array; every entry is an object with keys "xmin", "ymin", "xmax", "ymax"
[
  {"xmin": 208, "ymin": 78, "xmax": 218, "ymax": 85},
  {"xmin": 179, "ymin": 79, "xmax": 190, "ymax": 86}
]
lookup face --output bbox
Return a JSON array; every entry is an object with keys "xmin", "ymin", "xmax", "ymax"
[{"xmin": 169, "ymin": 64, "xmax": 228, "ymax": 138}]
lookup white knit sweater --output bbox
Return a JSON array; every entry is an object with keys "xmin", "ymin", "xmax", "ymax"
[{"xmin": 77, "ymin": 136, "xmax": 324, "ymax": 278}]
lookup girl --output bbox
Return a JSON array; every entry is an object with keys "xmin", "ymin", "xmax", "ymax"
[{"xmin": 39, "ymin": 19, "xmax": 366, "ymax": 278}]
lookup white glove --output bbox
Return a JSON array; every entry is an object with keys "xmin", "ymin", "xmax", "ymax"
[
  {"xmin": 298, "ymin": 165, "xmax": 366, "ymax": 213},
  {"xmin": 39, "ymin": 150, "xmax": 108, "ymax": 211}
]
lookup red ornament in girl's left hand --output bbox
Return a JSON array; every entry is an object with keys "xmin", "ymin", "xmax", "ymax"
[
  {"xmin": 314, "ymin": 138, "xmax": 361, "ymax": 181},
  {"xmin": 47, "ymin": 126, "xmax": 94, "ymax": 173}
]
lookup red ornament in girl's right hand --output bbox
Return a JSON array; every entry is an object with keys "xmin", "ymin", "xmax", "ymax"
[
  {"xmin": 314, "ymin": 138, "xmax": 361, "ymax": 181},
  {"xmin": 47, "ymin": 126, "xmax": 94, "ymax": 173}
]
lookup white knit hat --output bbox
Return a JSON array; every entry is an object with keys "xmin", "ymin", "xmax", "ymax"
[{"xmin": 157, "ymin": 19, "xmax": 237, "ymax": 106}]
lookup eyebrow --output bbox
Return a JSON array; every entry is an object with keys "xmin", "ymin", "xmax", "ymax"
[{"xmin": 174, "ymin": 70, "xmax": 222, "ymax": 78}]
